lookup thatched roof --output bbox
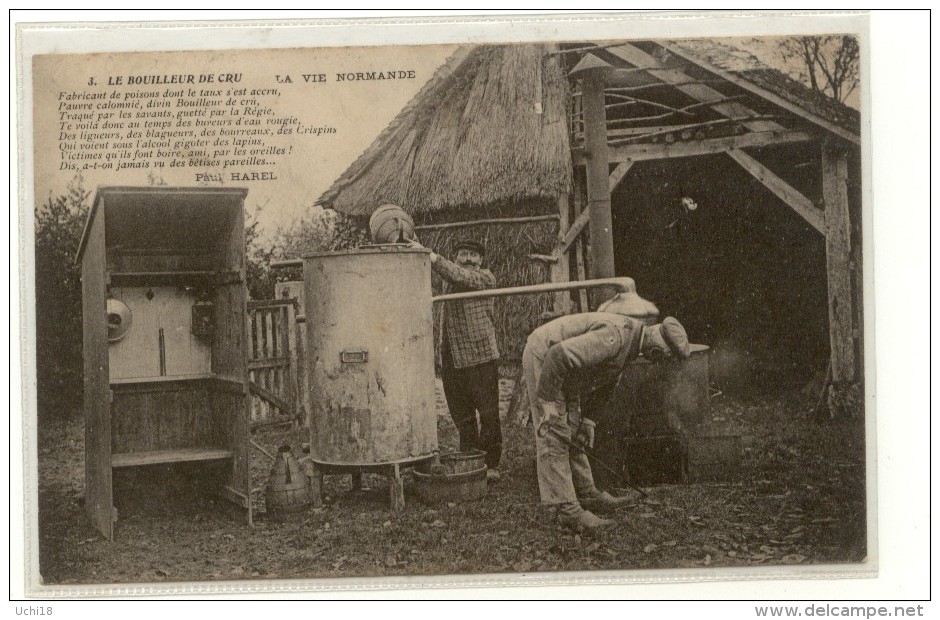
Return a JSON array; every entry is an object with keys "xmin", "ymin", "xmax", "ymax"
[
  {"xmin": 316, "ymin": 44, "xmax": 572, "ymax": 218},
  {"xmin": 319, "ymin": 39, "xmax": 862, "ymax": 220},
  {"xmin": 663, "ymin": 38, "xmax": 861, "ymax": 141}
]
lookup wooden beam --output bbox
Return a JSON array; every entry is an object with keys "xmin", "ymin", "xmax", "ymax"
[
  {"xmin": 574, "ymin": 239, "xmax": 589, "ymax": 312},
  {"xmin": 572, "ymin": 174, "xmax": 589, "ymax": 312},
  {"xmin": 726, "ymin": 148, "xmax": 825, "ymax": 234},
  {"xmin": 660, "ymin": 42, "xmax": 861, "ymax": 147},
  {"xmin": 572, "ymin": 122, "xmax": 711, "ymax": 142},
  {"xmin": 606, "ymin": 43, "xmax": 783, "ymax": 133},
  {"xmin": 549, "ymin": 195, "xmax": 572, "ymax": 314},
  {"xmin": 249, "ymin": 381, "xmax": 293, "ymax": 417},
  {"xmin": 414, "ymin": 214, "xmax": 558, "ymax": 232},
  {"xmin": 821, "ymin": 140, "xmax": 856, "ymax": 388},
  {"xmin": 111, "ymin": 448, "xmax": 233, "ymax": 468},
  {"xmin": 284, "ymin": 296, "xmax": 300, "ymax": 428},
  {"xmin": 559, "ymin": 208, "xmax": 590, "ymax": 254},
  {"xmin": 582, "ymin": 71, "xmax": 617, "ymax": 306},
  {"xmin": 220, "ymin": 484, "xmax": 251, "ymax": 510},
  {"xmin": 608, "ymin": 161, "xmax": 634, "ymax": 193},
  {"xmin": 574, "ymin": 129, "xmax": 815, "ymax": 165}
]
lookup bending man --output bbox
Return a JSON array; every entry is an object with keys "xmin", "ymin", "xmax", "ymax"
[{"xmin": 522, "ymin": 294, "xmax": 690, "ymax": 529}]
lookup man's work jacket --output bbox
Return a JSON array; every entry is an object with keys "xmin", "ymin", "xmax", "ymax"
[
  {"xmin": 432, "ymin": 256, "xmax": 500, "ymax": 370},
  {"xmin": 528, "ymin": 312, "xmax": 646, "ymax": 408}
]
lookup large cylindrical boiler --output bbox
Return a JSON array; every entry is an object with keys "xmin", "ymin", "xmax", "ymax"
[{"xmin": 303, "ymin": 246, "xmax": 438, "ymax": 466}]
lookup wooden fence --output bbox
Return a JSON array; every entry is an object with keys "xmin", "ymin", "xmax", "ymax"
[{"xmin": 247, "ymin": 299, "xmax": 303, "ymax": 428}]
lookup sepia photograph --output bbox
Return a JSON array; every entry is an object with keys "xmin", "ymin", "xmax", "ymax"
[{"xmin": 15, "ymin": 10, "xmax": 921, "ymax": 600}]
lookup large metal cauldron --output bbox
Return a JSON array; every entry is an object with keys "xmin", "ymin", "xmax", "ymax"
[
  {"xmin": 302, "ymin": 246, "xmax": 438, "ymax": 466},
  {"xmin": 619, "ymin": 343, "xmax": 711, "ymax": 436},
  {"xmin": 592, "ymin": 344, "xmax": 711, "ymax": 487}
]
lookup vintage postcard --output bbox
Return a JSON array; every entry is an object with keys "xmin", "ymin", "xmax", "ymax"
[{"xmin": 15, "ymin": 10, "xmax": 917, "ymax": 600}]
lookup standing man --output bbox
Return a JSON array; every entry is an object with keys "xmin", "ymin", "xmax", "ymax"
[
  {"xmin": 410, "ymin": 237, "xmax": 503, "ymax": 481},
  {"xmin": 523, "ymin": 295, "xmax": 690, "ymax": 530}
]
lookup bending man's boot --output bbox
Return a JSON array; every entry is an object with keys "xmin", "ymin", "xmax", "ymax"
[
  {"xmin": 578, "ymin": 490, "xmax": 639, "ymax": 513},
  {"xmin": 557, "ymin": 502, "xmax": 615, "ymax": 531}
]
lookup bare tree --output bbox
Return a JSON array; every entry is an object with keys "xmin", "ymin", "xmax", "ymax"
[{"xmin": 780, "ymin": 35, "xmax": 859, "ymax": 104}]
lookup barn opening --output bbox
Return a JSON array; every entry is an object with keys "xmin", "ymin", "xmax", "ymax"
[{"xmin": 610, "ymin": 153, "xmax": 829, "ymax": 396}]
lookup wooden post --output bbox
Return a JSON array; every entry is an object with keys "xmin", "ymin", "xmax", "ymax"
[
  {"xmin": 581, "ymin": 71, "xmax": 616, "ymax": 309},
  {"xmin": 308, "ymin": 461, "xmax": 323, "ymax": 508},
  {"xmin": 276, "ymin": 281, "xmax": 309, "ymax": 428},
  {"xmin": 388, "ymin": 463, "xmax": 405, "ymax": 514},
  {"xmin": 551, "ymin": 195, "xmax": 572, "ymax": 314},
  {"xmin": 283, "ymin": 301, "xmax": 301, "ymax": 429},
  {"xmin": 572, "ymin": 172, "xmax": 589, "ymax": 312},
  {"xmin": 821, "ymin": 139, "xmax": 858, "ymax": 418}
]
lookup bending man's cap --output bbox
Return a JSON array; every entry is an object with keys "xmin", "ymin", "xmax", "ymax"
[{"xmin": 660, "ymin": 316, "xmax": 691, "ymax": 359}]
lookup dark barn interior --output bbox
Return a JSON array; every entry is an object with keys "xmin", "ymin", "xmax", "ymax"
[{"xmin": 610, "ymin": 153, "xmax": 830, "ymax": 396}]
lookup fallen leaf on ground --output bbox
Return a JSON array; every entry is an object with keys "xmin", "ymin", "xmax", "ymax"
[{"xmin": 643, "ymin": 543, "xmax": 658, "ymax": 553}]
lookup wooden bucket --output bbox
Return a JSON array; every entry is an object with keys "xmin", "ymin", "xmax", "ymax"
[
  {"xmin": 265, "ymin": 445, "xmax": 314, "ymax": 519},
  {"xmin": 413, "ymin": 451, "xmax": 488, "ymax": 505}
]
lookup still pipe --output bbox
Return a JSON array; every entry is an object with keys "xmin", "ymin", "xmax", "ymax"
[
  {"xmin": 431, "ymin": 277, "xmax": 635, "ymax": 303},
  {"xmin": 271, "ymin": 257, "xmax": 636, "ymax": 305}
]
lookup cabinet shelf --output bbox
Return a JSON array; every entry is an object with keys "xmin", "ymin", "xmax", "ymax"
[
  {"xmin": 107, "ymin": 270, "xmax": 243, "ymax": 285},
  {"xmin": 110, "ymin": 373, "xmax": 215, "ymax": 386},
  {"xmin": 111, "ymin": 447, "xmax": 233, "ymax": 468}
]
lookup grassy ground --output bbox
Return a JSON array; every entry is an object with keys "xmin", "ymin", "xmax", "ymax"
[{"xmin": 36, "ymin": 376, "xmax": 866, "ymax": 586}]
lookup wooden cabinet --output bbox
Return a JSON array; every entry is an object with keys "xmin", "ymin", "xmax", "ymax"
[{"xmin": 77, "ymin": 187, "xmax": 252, "ymax": 539}]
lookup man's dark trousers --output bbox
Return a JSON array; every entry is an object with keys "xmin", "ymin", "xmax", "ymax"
[{"xmin": 441, "ymin": 358, "xmax": 501, "ymax": 469}]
